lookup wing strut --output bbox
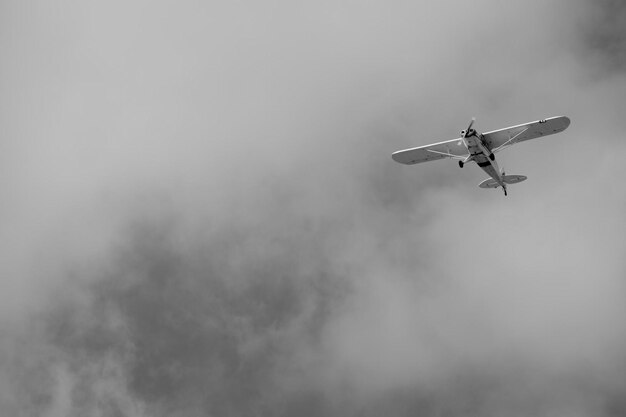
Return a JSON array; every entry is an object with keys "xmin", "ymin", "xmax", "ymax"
[
  {"xmin": 426, "ymin": 149, "xmax": 467, "ymax": 161},
  {"xmin": 492, "ymin": 127, "xmax": 529, "ymax": 153}
]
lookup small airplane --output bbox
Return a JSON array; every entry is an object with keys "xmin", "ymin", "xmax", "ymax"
[{"xmin": 392, "ymin": 116, "xmax": 571, "ymax": 196}]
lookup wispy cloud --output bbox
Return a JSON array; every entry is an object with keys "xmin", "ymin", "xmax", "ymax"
[{"xmin": 1, "ymin": 1, "xmax": 625, "ymax": 416}]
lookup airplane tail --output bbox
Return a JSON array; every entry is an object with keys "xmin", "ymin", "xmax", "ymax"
[
  {"xmin": 502, "ymin": 174, "xmax": 527, "ymax": 185},
  {"xmin": 478, "ymin": 175, "xmax": 527, "ymax": 189}
]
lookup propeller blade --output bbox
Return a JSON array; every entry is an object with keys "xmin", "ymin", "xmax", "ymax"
[
  {"xmin": 466, "ymin": 117, "xmax": 475, "ymax": 133},
  {"xmin": 461, "ymin": 118, "xmax": 476, "ymax": 138}
]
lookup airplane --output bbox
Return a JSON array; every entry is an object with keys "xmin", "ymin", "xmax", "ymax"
[{"xmin": 391, "ymin": 116, "xmax": 571, "ymax": 196}]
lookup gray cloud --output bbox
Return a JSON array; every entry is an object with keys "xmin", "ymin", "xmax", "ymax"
[
  {"xmin": 580, "ymin": 0, "xmax": 626, "ymax": 72},
  {"xmin": 1, "ymin": 0, "xmax": 625, "ymax": 416}
]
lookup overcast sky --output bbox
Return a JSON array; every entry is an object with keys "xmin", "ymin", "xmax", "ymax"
[{"xmin": 1, "ymin": 1, "xmax": 626, "ymax": 416}]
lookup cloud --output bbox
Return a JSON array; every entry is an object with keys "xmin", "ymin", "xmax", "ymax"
[{"xmin": 1, "ymin": 0, "xmax": 625, "ymax": 416}]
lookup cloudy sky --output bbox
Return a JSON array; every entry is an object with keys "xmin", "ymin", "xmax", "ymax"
[{"xmin": 1, "ymin": 1, "xmax": 625, "ymax": 416}]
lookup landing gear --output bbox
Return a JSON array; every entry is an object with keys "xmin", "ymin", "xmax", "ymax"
[
  {"xmin": 458, "ymin": 161, "xmax": 464, "ymax": 168},
  {"xmin": 489, "ymin": 153, "xmax": 495, "ymax": 161},
  {"xmin": 503, "ymin": 188, "xmax": 508, "ymax": 196}
]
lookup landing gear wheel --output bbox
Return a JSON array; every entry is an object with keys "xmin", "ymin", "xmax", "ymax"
[
  {"xmin": 489, "ymin": 153, "xmax": 495, "ymax": 161},
  {"xmin": 458, "ymin": 161, "xmax": 464, "ymax": 168}
]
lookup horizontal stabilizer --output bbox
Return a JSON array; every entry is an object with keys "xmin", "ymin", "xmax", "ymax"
[
  {"xmin": 478, "ymin": 175, "xmax": 527, "ymax": 189},
  {"xmin": 502, "ymin": 174, "xmax": 527, "ymax": 184},
  {"xmin": 478, "ymin": 178, "xmax": 500, "ymax": 189}
]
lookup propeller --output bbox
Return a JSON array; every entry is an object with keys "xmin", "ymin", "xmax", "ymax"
[{"xmin": 460, "ymin": 117, "xmax": 476, "ymax": 138}]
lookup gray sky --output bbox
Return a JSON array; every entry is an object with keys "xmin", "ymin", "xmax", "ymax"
[{"xmin": 1, "ymin": 1, "xmax": 626, "ymax": 416}]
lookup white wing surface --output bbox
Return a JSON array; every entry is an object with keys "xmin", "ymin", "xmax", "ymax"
[
  {"xmin": 392, "ymin": 138, "xmax": 468, "ymax": 165},
  {"xmin": 483, "ymin": 116, "xmax": 570, "ymax": 152}
]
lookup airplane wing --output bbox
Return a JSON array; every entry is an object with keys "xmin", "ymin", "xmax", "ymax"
[
  {"xmin": 483, "ymin": 116, "xmax": 570, "ymax": 153},
  {"xmin": 392, "ymin": 138, "xmax": 468, "ymax": 165}
]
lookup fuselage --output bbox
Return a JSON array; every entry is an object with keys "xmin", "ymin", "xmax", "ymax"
[{"xmin": 463, "ymin": 130, "xmax": 505, "ymax": 188}]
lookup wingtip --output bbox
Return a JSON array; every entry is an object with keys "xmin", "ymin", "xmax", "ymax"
[
  {"xmin": 554, "ymin": 115, "xmax": 571, "ymax": 131},
  {"xmin": 546, "ymin": 115, "xmax": 571, "ymax": 131},
  {"xmin": 562, "ymin": 116, "xmax": 571, "ymax": 129}
]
